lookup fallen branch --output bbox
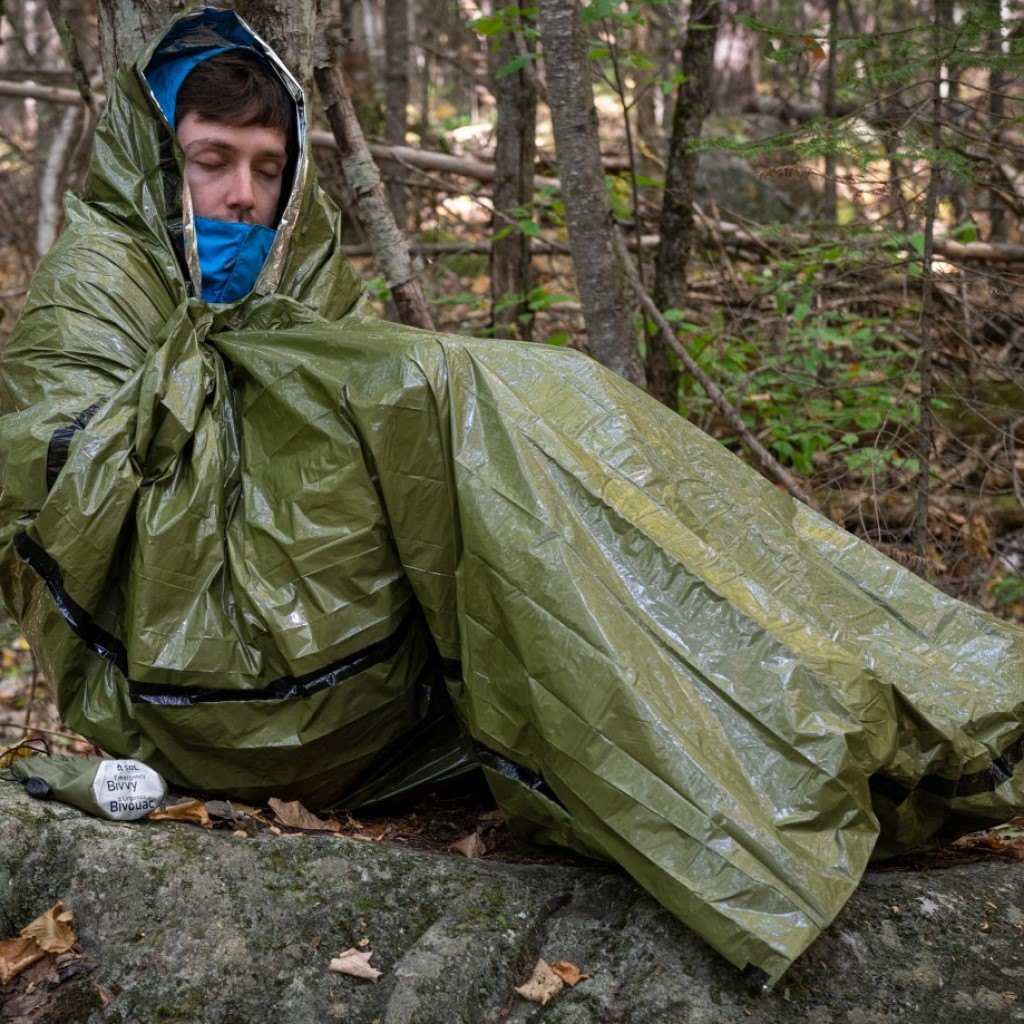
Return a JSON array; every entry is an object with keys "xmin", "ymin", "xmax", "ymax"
[
  {"xmin": 0, "ymin": 80, "xmax": 84, "ymax": 104},
  {"xmin": 313, "ymin": 132, "xmax": 559, "ymax": 189},
  {"xmin": 612, "ymin": 229, "xmax": 817, "ymax": 509},
  {"xmin": 932, "ymin": 238, "xmax": 1024, "ymax": 262}
]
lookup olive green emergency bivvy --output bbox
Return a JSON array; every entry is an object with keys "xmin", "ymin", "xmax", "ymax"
[{"xmin": 2, "ymin": 7, "xmax": 1023, "ymax": 989}]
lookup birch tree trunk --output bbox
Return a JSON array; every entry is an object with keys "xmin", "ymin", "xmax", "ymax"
[
  {"xmin": 650, "ymin": 0, "xmax": 721, "ymax": 406},
  {"xmin": 536, "ymin": 0, "xmax": 645, "ymax": 388},
  {"xmin": 315, "ymin": 35, "xmax": 435, "ymax": 331},
  {"xmin": 490, "ymin": 23, "xmax": 536, "ymax": 340}
]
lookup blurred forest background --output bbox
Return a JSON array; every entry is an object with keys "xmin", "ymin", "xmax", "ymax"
[{"xmin": 0, "ymin": 0, "xmax": 1022, "ymax": 748}]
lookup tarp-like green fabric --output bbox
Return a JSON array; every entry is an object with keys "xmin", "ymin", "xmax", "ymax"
[{"xmin": 2, "ymin": 7, "xmax": 1024, "ymax": 988}]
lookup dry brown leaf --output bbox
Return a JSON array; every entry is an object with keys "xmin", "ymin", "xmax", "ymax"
[
  {"xmin": 149, "ymin": 798, "xmax": 211, "ymax": 829},
  {"xmin": 268, "ymin": 797, "xmax": 341, "ymax": 832},
  {"xmin": 478, "ymin": 809, "xmax": 505, "ymax": 823},
  {"xmin": 451, "ymin": 831, "xmax": 485, "ymax": 858},
  {"xmin": 0, "ymin": 937, "xmax": 45, "ymax": 985},
  {"xmin": 357, "ymin": 937, "xmax": 370, "ymax": 948},
  {"xmin": 229, "ymin": 801, "xmax": 267, "ymax": 820},
  {"xmin": 515, "ymin": 959, "xmax": 563, "ymax": 1006},
  {"xmin": 551, "ymin": 960, "xmax": 591, "ymax": 987},
  {"xmin": 803, "ymin": 36, "xmax": 827, "ymax": 72},
  {"xmin": 329, "ymin": 947, "xmax": 382, "ymax": 983},
  {"xmin": 20, "ymin": 901, "xmax": 77, "ymax": 955}
]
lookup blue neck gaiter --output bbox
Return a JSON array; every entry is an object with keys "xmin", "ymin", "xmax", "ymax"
[{"xmin": 194, "ymin": 216, "xmax": 276, "ymax": 305}]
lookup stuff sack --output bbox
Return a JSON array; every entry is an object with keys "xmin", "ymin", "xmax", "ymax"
[{"xmin": 9, "ymin": 753, "xmax": 167, "ymax": 821}]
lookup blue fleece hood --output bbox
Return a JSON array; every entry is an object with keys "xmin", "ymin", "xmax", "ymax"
[{"xmin": 143, "ymin": 12, "xmax": 283, "ymax": 304}]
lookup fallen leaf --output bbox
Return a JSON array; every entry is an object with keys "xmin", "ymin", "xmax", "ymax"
[
  {"xmin": 451, "ymin": 831, "xmax": 485, "ymax": 858},
  {"xmin": 478, "ymin": 809, "xmax": 506, "ymax": 824},
  {"xmin": 310, "ymin": 936, "xmax": 322, "ymax": 949},
  {"xmin": 515, "ymin": 959, "xmax": 563, "ymax": 1006},
  {"xmin": 97, "ymin": 986, "xmax": 111, "ymax": 1007},
  {"xmin": 802, "ymin": 36, "xmax": 827, "ymax": 72},
  {"xmin": 229, "ymin": 801, "xmax": 267, "ymax": 820},
  {"xmin": 0, "ymin": 937, "xmax": 45, "ymax": 985},
  {"xmin": 149, "ymin": 798, "xmax": 211, "ymax": 828},
  {"xmin": 357, "ymin": 937, "xmax": 370, "ymax": 948},
  {"xmin": 204, "ymin": 800, "xmax": 242, "ymax": 821},
  {"xmin": 231, "ymin": 829, "xmax": 248, "ymax": 839},
  {"xmin": 268, "ymin": 797, "xmax": 341, "ymax": 832},
  {"xmin": 329, "ymin": 947, "xmax": 382, "ymax": 983},
  {"xmin": 20, "ymin": 902, "xmax": 77, "ymax": 954},
  {"xmin": 551, "ymin": 960, "xmax": 591, "ymax": 987}
]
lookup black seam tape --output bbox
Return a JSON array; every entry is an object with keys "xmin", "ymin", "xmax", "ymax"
[
  {"xmin": 15, "ymin": 529, "xmax": 129, "ymax": 673},
  {"xmin": 441, "ymin": 657, "xmax": 463, "ymax": 681},
  {"xmin": 474, "ymin": 743, "xmax": 566, "ymax": 809},
  {"xmin": 129, "ymin": 612, "xmax": 415, "ymax": 705},
  {"xmin": 871, "ymin": 731, "xmax": 1024, "ymax": 807},
  {"xmin": 45, "ymin": 402, "xmax": 102, "ymax": 492},
  {"xmin": 16, "ymin": 531, "xmax": 416, "ymax": 706}
]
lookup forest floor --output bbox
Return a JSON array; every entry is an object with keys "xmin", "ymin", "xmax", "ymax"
[{"xmin": 3, "ymin": 611, "xmax": 1024, "ymax": 871}]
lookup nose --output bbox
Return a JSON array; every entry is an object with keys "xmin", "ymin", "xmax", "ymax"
[{"xmin": 225, "ymin": 166, "xmax": 257, "ymax": 220}]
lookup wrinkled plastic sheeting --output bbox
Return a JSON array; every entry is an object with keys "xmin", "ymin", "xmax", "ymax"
[{"xmin": 2, "ymin": 5, "xmax": 1024, "ymax": 990}]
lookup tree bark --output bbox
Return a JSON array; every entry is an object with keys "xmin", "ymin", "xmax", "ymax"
[
  {"xmin": 315, "ymin": 45, "xmax": 435, "ymax": 331},
  {"xmin": 383, "ymin": 0, "xmax": 410, "ymax": 227},
  {"xmin": 95, "ymin": 0, "xmax": 186, "ymax": 87},
  {"xmin": 914, "ymin": 0, "xmax": 946, "ymax": 557},
  {"xmin": 986, "ymin": 0, "xmax": 1007, "ymax": 241},
  {"xmin": 236, "ymin": 0, "xmax": 317, "ymax": 96},
  {"xmin": 536, "ymin": 0, "xmax": 645, "ymax": 388},
  {"xmin": 712, "ymin": 0, "xmax": 758, "ymax": 112},
  {"xmin": 822, "ymin": 0, "xmax": 839, "ymax": 222},
  {"xmin": 490, "ymin": 21, "xmax": 536, "ymax": 340},
  {"xmin": 650, "ymin": 0, "xmax": 721, "ymax": 406},
  {"xmin": 35, "ymin": 104, "xmax": 80, "ymax": 258}
]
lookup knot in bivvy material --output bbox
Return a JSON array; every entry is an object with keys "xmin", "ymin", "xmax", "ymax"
[{"xmin": 3, "ymin": 5, "xmax": 1024, "ymax": 990}]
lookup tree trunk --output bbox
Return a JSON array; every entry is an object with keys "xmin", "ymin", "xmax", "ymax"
[
  {"xmin": 95, "ymin": 0, "xmax": 186, "ymax": 87},
  {"xmin": 490, "ymin": 21, "xmax": 536, "ymax": 340},
  {"xmin": 35, "ymin": 104, "xmax": 80, "ymax": 259},
  {"xmin": 536, "ymin": 0, "xmax": 645, "ymax": 388},
  {"xmin": 986, "ymin": 0, "xmax": 1007, "ymax": 241},
  {"xmin": 650, "ymin": 0, "xmax": 721, "ymax": 407},
  {"xmin": 315, "ymin": 42, "xmax": 435, "ymax": 331},
  {"xmin": 822, "ymin": 0, "xmax": 839, "ymax": 222},
  {"xmin": 97, "ymin": 1, "xmax": 316, "ymax": 95},
  {"xmin": 236, "ymin": 0, "xmax": 317, "ymax": 96},
  {"xmin": 712, "ymin": 0, "xmax": 758, "ymax": 112},
  {"xmin": 383, "ymin": 0, "xmax": 410, "ymax": 227}
]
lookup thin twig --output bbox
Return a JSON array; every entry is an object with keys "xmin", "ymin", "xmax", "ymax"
[
  {"xmin": 612, "ymin": 229, "xmax": 817, "ymax": 509},
  {"xmin": 21, "ymin": 660, "xmax": 38, "ymax": 734}
]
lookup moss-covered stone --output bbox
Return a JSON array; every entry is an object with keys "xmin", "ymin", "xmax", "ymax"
[{"xmin": 2, "ymin": 784, "xmax": 1023, "ymax": 1022}]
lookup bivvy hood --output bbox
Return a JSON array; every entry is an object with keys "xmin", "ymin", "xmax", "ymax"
[{"xmin": 2, "ymin": 5, "xmax": 1024, "ymax": 988}]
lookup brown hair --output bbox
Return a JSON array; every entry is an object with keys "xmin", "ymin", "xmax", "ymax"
[{"xmin": 175, "ymin": 50, "xmax": 292, "ymax": 136}]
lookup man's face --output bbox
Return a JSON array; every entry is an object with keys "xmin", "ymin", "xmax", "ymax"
[{"xmin": 177, "ymin": 112, "xmax": 288, "ymax": 228}]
